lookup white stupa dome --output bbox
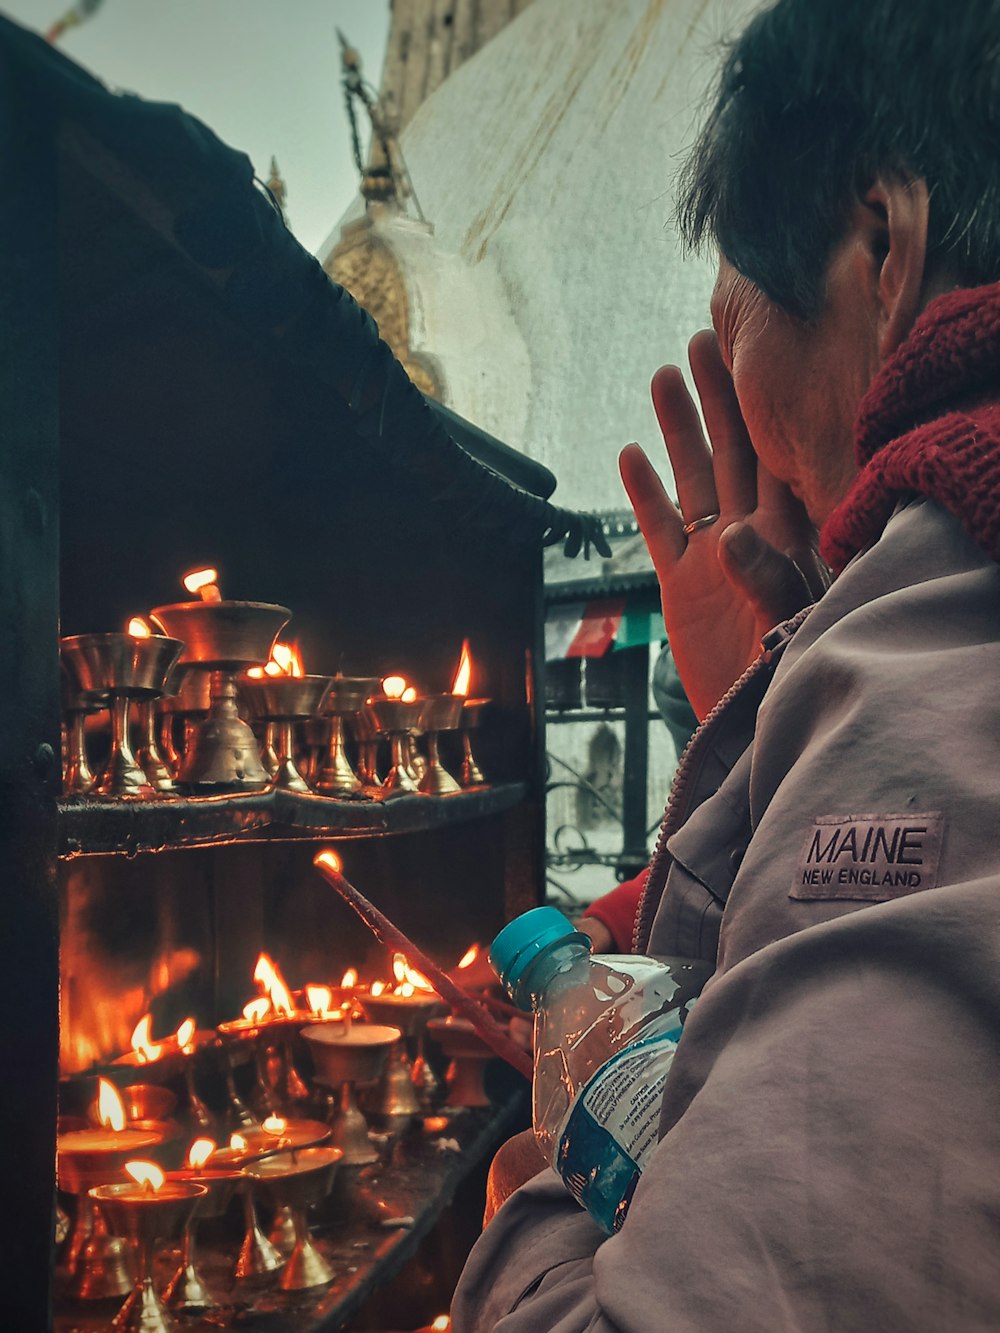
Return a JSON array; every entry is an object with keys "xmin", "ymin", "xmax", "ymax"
[{"xmin": 322, "ymin": 0, "xmax": 758, "ymax": 512}]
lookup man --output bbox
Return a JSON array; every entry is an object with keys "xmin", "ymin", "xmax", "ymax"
[{"xmin": 452, "ymin": 0, "xmax": 1000, "ymax": 1327}]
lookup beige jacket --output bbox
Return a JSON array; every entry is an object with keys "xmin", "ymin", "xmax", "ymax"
[{"xmin": 453, "ymin": 498, "xmax": 1000, "ymax": 1331}]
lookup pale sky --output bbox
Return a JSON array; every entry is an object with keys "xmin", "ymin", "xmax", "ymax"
[{"xmin": 2, "ymin": 0, "xmax": 390, "ymax": 254}]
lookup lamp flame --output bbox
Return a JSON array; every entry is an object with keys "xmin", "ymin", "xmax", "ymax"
[
  {"xmin": 97, "ymin": 1078, "xmax": 126, "ymax": 1132},
  {"xmin": 432, "ymin": 1318, "xmax": 451, "ymax": 1332},
  {"xmin": 401, "ymin": 686, "xmax": 417, "ymax": 703},
  {"xmin": 229, "ymin": 1133, "xmax": 248, "ymax": 1153},
  {"xmin": 182, "ymin": 568, "xmax": 222, "ymax": 603},
  {"xmin": 340, "ymin": 967, "xmax": 358, "ymax": 989},
  {"xmin": 452, "ymin": 641, "xmax": 472, "ymax": 696},
  {"xmin": 369, "ymin": 980, "xmax": 387, "ymax": 997},
  {"xmin": 175, "ymin": 1017, "xmax": 196, "ymax": 1050},
  {"xmin": 187, "ymin": 1138, "xmax": 216, "ymax": 1169},
  {"xmin": 457, "ymin": 944, "xmax": 480, "ymax": 970},
  {"xmin": 242, "ymin": 997, "xmax": 271, "ymax": 1023},
  {"xmin": 130, "ymin": 1014, "xmax": 163, "ymax": 1065},
  {"xmin": 262, "ymin": 1115, "xmax": 287, "ymax": 1136},
  {"xmin": 268, "ymin": 973, "xmax": 295, "ymax": 1018},
  {"xmin": 252, "ymin": 952, "xmax": 295, "ymax": 1018},
  {"xmin": 264, "ymin": 642, "xmax": 304, "ymax": 677},
  {"xmin": 253, "ymin": 952, "xmax": 275, "ymax": 988},
  {"xmin": 127, "ymin": 617, "xmax": 152, "ymax": 639},
  {"xmin": 125, "ymin": 1161, "xmax": 165, "ymax": 1194},
  {"xmin": 392, "ymin": 953, "xmax": 435, "ymax": 994},
  {"xmin": 382, "ymin": 675, "xmax": 406, "ymax": 700},
  {"xmin": 306, "ymin": 984, "xmax": 333, "ymax": 1017}
]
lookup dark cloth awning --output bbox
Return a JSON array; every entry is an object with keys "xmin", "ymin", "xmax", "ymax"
[{"xmin": 2, "ymin": 13, "xmax": 607, "ymax": 565}]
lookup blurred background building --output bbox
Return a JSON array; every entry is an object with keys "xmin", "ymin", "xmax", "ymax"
[{"xmin": 322, "ymin": 0, "xmax": 751, "ymax": 902}]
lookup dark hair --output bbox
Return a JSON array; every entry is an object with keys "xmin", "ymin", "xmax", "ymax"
[{"xmin": 677, "ymin": 0, "xmax": 1000, "ymax": 320}]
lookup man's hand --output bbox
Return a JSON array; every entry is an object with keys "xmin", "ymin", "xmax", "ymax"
[
  {"xmin": 483, "ymin": 1129, "xmax": 549, "ymax": 1226},
  {"xmin": 577, "ymin": 917, "xmax": 615, "ymax": 954},
  {"xmin": 620, "ymin": 331, "xmax": 829, "ymax": 719}
]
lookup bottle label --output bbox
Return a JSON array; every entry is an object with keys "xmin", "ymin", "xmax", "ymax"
[{"xmin": 555, "ymin": 1018, "xmax": 683, "ymax": 1235}]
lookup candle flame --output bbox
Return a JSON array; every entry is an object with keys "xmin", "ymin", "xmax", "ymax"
[
  {"xmin": 229, "ymin": 1133, "xmax": 248, "ymax": 1153},
  {"xmin": 127, "ymin": 617, "xmax": 152, "ymax": 639},
  {"xmin": 182, "ymin": 568, "xmax": 222, "ymax": 603},
  {"xmin": 452, "ymin": 641, "xmax": 472, "ymax": 696},
  {"xmin": 242, "ymin": 997, "xmax": 271, "ymax": 1023},
  {"xmin": 97, "ymin": 1078, "xmax": 126, "ymax": 1132},
  {"xmin": 130, "ymin": 1014, "xmax": 163, "ymax": 1065},
  {"xmin": 187, "ymin": 1138, "xmax": 216, "ymax": 1169},
  {"xmin": 262, "ymin": 1115, "xmax": 287, "ymax": 1135},
  {"xmin": 382, "ymin": 675, "xmax": 406, "ymax": 700},
  {"xmin": 457, "ymin": 944, "xmax": 480, "ymax": 970},
  {"xmin": 175, "ymin": 1017, "xmax": 196, "ymax": 1050},
  {"xmin": 306, "ymin": 984, "xmax": 333, "ymax": 1017},
  {"xmin": 125, "ymin": 1160, "xmax": 164, "ymax": 1194},
  {"xmin": 340, "ymin": 967, "xmax": 358, "ymax": 989},
  {"xmin": 369, "ymin": 980, "xmax": 387, "ymax": 997}
]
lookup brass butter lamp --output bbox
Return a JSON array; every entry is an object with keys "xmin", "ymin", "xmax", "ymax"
[
  {"xmin": 90, "ymin": 1166, "xmax": 206, "ymax": 1333},
  {"xmin": 418, "ymin": 694, "xmax": 465, "ymax": 795},
  {"xmin": 60, "ymin": 631, "xmax": 184, "ymax": 799},
  {"xmin": 60, "ymin": 673, "xmax": 105, "ymax": 796},
  {"xmin": 315, "ymin": 676, "xmax": 381, "ymax": 796},
  {"xmin": 240, "ymin": 673, "xmax": 333, "ymax": 792},
  {"xmin": 460, "ymin": 698, "xmax": 491, "ymax": 787},
  {"xmin": 150, "ymin": 572, "xmax": 289, "ymax": 792},
  {"xmin": 303, "ymin": 1023, "xmax": 401, "ymax": 1165},
  {"xmin": 367, "ymin": 678, "xmax": 425, "ymax": 797},
  {"xmin": 246, "ymin": 1146, "xmax": 343, "ymax": 1290}
]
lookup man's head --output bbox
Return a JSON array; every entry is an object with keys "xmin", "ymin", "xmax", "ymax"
[
  {"xmin": 679, "ymin": 0, "xmax": 1000, "ymax": 320},
  {"xmin": 677, "ymin": 0, "xmax": 1000, "ymax": 523}
]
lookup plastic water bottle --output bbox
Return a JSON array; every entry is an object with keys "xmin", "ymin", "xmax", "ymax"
[{"xmin": 490, "ymin": 906, "xmax": 710, "ymax": 1235}]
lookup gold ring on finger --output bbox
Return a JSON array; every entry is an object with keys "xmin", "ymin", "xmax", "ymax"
[{"xmin": 682, "ymin": 512, "xmax": 721, "ymax": 536}]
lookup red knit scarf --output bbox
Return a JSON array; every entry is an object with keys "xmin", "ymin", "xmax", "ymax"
[{"xmin": 820, "ymin": 281, "xmax": 1000, "ymax": 573}]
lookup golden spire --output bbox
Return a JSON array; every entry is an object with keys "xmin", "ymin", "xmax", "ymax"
[{"xmin": 266, "ymin": 156, "xmax": 287, "ymax": 220}]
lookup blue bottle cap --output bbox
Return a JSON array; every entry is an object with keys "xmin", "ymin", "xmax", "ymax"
[{"xmin": 489, "ymin": 906, "xmax": 583, "ymax": 1006}]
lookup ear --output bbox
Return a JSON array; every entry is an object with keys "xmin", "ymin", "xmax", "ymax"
[{"xmin": 860, "ymin": 176, "xmax": 930, "ymax": 360}]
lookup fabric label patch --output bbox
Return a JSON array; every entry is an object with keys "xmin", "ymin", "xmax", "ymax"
[{"xmin": 790, "ymin": 813, "xmax": 944, "ymax": 901}]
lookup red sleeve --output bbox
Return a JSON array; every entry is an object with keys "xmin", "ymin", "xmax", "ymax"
[{"xmin": 581, "ymin": 869, "xmax": 647, "ymax": 952}]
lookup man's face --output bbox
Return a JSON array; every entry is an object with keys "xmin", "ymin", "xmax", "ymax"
[{"xmin": 710, "ymin": 247, "xmax": 880, "ymax": 526}]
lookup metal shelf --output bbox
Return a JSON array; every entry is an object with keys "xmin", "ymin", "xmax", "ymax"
[
  {"xmin": 57, "ymin": 782, "xmax": 528, "ymax": 858},
  {"xmin": 54, "ymin": 1090, "xmax": 529, "ymax": 1333}
]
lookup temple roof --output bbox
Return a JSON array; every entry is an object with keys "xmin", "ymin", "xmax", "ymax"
[{"xmin": 0, "ymin": 10, "xmax": 606, "ymax": 588}]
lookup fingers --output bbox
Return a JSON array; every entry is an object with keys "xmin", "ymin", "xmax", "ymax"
[
  {"xmin": 688, "ymin": 330, "xmax": 757, "ymax": 515},
  {"xmin": 717, "ymin": 522, "xmax": 814, "ymax": 633},
  {"xmin": 619, "ymin": 442, "xmax": 686, "ymax": 568},
  {"xmin": 650, "ymin": 364, "xmax": 718, "ymax": 525}
]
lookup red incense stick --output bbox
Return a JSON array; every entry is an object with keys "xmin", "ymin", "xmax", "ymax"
[
  {"xmin": 476, "ymin": 992, "xmax": 524, "ymax": 1023},
  {"xmin": 313, "ymin": 852, "xmax": 533, "ymax": 1081}
]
